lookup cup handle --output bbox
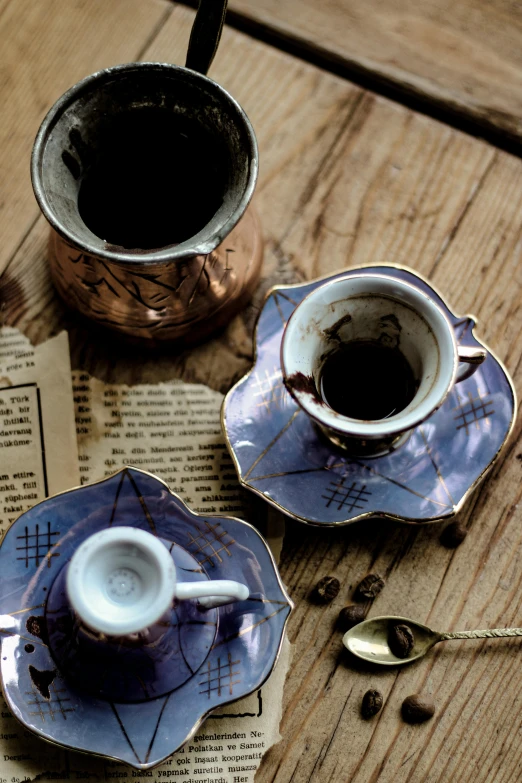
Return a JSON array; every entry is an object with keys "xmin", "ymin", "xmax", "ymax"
[
  {"xmin": 175, "ymin": 579, "xmax": 249, "ymax": 609},
  {"xmin": 456, "ymin": 345, "xmax": 487, "ymax": 382}
]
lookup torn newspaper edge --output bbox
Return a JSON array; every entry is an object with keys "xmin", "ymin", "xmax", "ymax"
[{"xmin": 0, "ymin": 326, "xmax": 79, "ymax": 536}]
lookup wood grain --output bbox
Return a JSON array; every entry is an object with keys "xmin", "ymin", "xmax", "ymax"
[
  {"xmin": 228, "ymin": 0, "xmax": 522, "ymax": 144},
  {"xmin": 3, "ymin": 3, "xmax": 522, "ymax": 782}
]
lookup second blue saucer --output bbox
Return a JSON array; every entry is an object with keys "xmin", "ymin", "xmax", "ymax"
[{"xmin": 222, "ymin": 266, "xmax": 516, "ymax": 526}]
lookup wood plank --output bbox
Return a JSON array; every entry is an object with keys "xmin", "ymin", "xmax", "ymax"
[
  {"xmin": 3, "ymin": 5, "xmax": 522, "ymax": 782},
  {"xmin": 228, "ymin": 0, "xmax": 522, "ymax": 145},
  {"xmin": 0, "ymin": 0, "xmax": 172, "ymax": 274}
]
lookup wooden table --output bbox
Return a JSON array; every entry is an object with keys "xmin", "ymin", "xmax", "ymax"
[{"xmin": 2, "ymin": 1, "xmax": 522, "ymax": 781}]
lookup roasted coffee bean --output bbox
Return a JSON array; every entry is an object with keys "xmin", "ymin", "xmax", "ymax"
[
  {"xmin": 356, "ymin": 573, "xmax": 385, "ymax": 600},
  {"xmin": 401, "ymin": 695, "xmax": 435, "ymax": 724},
  {"xmin": 440, "ymin": 521, "xmax": 468, "ymax": 549},
  {"xmin": 388, "ymin": 623, "xmax": 415, "ymax": 658},
  {"xmin": 314, "ymin": 575, "xmax": 341, "ymax": 603},
  {"xmin": 337, "ymin": 604, "xmax": 366, "ymax": 632},
  {"xmin": 361, "ymin": 689, "xmax": 383, "ymax": 720}
]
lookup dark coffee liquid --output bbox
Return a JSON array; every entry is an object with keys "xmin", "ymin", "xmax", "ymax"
[
  {"xmin": 78, "ymin": 108, "xmax": 228, "ymax": 250},
  {"xmin": 320, "ymin": 340, "xmax": 417, "ymax": 420}
]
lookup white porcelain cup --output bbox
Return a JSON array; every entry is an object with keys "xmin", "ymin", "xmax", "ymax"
[
  {"xmin": 66, "ymin": 527, "xmax": 249, "ymax": 636},
  {"xmin": 281, "ymin": 274, "xmax": 486, "ymax": 454}
]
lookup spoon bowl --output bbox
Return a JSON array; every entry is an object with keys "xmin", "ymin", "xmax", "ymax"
[{"xmin": 343, "ymin": 615, "xmax": 442, "ymax": 665}]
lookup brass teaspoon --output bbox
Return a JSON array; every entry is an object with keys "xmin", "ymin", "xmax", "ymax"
[{"xmin": 343, "ymin": 615, "xmax": 522, "ymax": 666}]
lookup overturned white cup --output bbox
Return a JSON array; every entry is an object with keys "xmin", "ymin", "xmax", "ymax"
[{"xmin": 66, "ymin": 526, "xmax": 249, "ymax": 636}]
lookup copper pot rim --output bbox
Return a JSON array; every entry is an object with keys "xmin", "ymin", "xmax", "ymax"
[{"xmin": 31, "ymin": 61, "xmax": 258, "ymax": 266}]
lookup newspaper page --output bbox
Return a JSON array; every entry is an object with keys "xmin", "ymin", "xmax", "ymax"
[
  {"xmin": 0, "ymin": 354, "xmax": 289, "ymax": 782},
  {"xmin": 71, "ymin": 373, "xmax": 284, "ymax": 549},
  {"xmin": 0, "ymin": 327, "xmax": 79, "ymax": 538},
  {"xmin": 68, "ymin": 372, "xmax": 289, "ymax": 783},
  {"xmin": 71, "ymin": 373, "xmax": 244, "ymax": 510}
]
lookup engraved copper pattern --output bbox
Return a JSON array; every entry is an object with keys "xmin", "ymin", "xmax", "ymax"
[
  {"xmin": 49, "ymin": 205, "xmax": 263, "ymax": 342},
  {"xmin": 31, "ymin": 62, "xmax": 261, "ymax": 344}
]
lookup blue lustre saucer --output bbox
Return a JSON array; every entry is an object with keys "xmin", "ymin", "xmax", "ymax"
[
  {"xmin": 222, "ymin": 266, "xmax": 516, "ymax": 526},
  {"xmin": 0, "ymin": 468, "xmax": 291, "ymax": 768}
]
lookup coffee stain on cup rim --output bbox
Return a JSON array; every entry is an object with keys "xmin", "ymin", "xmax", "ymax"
[{"xmin": 284, "ymin": 371, "xmax": 322, "ymax": 402}]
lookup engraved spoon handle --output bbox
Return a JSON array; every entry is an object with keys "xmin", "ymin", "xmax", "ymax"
[
  {"xmin": 439, "ymin": 627, "xmax": 522, "ymax": 641},
  {"xmin": 185, "ymin": 0, "xmax": 228, "ymax": 75}
]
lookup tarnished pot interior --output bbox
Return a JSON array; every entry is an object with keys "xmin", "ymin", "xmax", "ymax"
[{"xmin": 31, "ymin": 62, "xmax": 262, "ymax": 342}]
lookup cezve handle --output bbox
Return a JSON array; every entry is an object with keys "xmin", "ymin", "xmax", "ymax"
[{"xmin": 185, "ymin": 0, "xmax": 228, "ymax": 75}]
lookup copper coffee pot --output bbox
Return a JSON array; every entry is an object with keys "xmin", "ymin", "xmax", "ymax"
[{"xmin": 31, "ymin": 0, "xmax": 262, "ymax": 344}]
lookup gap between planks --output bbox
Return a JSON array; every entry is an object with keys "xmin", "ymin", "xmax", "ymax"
[{"xmin": 174, "ymin": 0, "xmax": 522, "ymax": 160}]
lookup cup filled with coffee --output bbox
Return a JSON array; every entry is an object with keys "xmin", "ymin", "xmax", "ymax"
[{"xmin": 281, "ymin": 273, "xmax": 486, "ymax": 455}]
